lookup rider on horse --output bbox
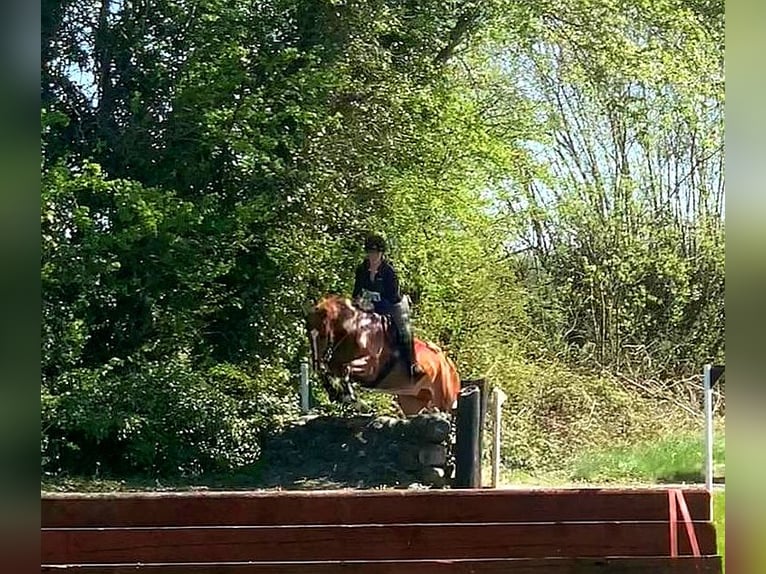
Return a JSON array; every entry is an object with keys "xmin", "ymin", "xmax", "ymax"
[{"xmin": 352, "ymin": 233, "xmax": 426, "ymax": 382}]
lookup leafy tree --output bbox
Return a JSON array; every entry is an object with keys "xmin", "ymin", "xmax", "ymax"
[{"xmin": 40, "ymin": 0, "xmax": 724, "ymax": 478}]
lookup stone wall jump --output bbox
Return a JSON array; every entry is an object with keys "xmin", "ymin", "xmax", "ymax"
[{"xmin": 257, "ymin": 413, "xmax": 453, "ymax": 489}]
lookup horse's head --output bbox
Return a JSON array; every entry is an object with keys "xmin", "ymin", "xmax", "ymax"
[
  {"xmin": 305, "ymin": 294, "xmax": 363, "ymax": 404},
  {"xmin": 305, "ymin": 294, "xmax": 356, "ymax": 373}
]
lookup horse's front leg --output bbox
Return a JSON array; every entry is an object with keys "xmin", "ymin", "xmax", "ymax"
[
  {"xmin": 336, "ymin": 367, "xmax": 355, "ymax": 404},
  {"xmin": 320, "ymin": 373, "xmax": 344, "ymax": 404},
  {"xmin": 341, "ymin": 357, "xmax": 379, "ymax": 412}
]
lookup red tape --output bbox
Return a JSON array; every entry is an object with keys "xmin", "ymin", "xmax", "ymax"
[
  {"xmin": 669, "ymin": 488, "xmax": 701, "ymax": 557},
  {"xmin": 669, "ymin": 489, "xmax": 678, "ymax": 557}
]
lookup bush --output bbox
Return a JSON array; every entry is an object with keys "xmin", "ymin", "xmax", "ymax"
[
  {"xmin": 493, "ymin": 361, "xmax": 698, "ymax": 473},
  {"xmin": 42, "ymin": 356, "xmax": 298, "ymax": 478}
]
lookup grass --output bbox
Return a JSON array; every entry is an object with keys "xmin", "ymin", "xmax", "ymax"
[
  {"xmin": 713, "ymin": 490, "xmax": 725, "ymax": 571},
  {"xmin": 496, "ymin": 426, "xmax": 725, "ymax": 487},
  {"xmin": 566, "ymin": 426, "xmax": 725, "ymax": 485}
]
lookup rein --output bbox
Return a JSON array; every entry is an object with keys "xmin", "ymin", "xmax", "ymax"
[{"xmin": 321, "ymin": 328, "xmax": 353, "ymax": 368}]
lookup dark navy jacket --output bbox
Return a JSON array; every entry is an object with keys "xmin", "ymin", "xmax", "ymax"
[{"xmin": 352, "ymin": 258, "xmax": 402, "ymax": 314}]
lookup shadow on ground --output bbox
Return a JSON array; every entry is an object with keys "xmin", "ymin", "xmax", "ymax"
[{"xmin": 656, "ymin": 471, "xmax": 725, "ymax": 485}]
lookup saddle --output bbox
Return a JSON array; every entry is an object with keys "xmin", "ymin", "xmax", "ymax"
[
  {"xmin": 354, "ymin": 292, "xmax": 418, "ymax": 379},
  {"xmin": 353, "ymin": 301, "xmax": 401, "ymax": 348}
]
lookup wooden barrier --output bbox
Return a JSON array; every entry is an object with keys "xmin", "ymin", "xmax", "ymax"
[{"xmin": 41, "ymin": 487, "xmax": 722, "ymax": 573}]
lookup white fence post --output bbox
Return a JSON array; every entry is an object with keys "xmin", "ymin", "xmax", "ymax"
[
  {"xmin": 300, "ymin": 358, "xmax": 310, "ymax": 414},
  {"xmin": 491, "ymin": 386, "xmax": 507, "ymax": 488}
]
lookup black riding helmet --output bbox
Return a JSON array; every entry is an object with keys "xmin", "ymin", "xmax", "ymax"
[{"xmin": 364, "ymin": 233, "xmax": 387, "ymax": 252}]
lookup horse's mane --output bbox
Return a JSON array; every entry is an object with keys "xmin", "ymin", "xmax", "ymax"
[
  {"xmin": 315, "ymin": 294, "xmax": 355, "ymax": 326},
  {"xmin": 419, "ymin": 339, "xmax": 444, "ymax": 354}
]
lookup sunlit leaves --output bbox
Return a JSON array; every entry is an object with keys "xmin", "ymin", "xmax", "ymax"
[
  {"xmin": 488, "ymin": 0, "xmax": 724, "ymax": 376},
  {"xmin": 41, "ymin": 0, "xmax": 724, "ymax": 477}
]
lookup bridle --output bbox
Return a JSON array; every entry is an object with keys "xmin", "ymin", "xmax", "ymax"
[
  {"xmin": 310, "ymin": 323, "xmax": 352, "ymax": 373},
  {"xmin": 308, "ymin": 299, "xmax": 403, "ymax": 397}
]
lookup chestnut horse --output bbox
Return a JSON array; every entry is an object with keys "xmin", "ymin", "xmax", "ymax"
[{"xmin": 306, "ymin": 294, "xmax": 460, "ymax": 415}]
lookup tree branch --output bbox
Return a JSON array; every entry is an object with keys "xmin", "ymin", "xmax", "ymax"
[{"xmin": 433, "ymin": 7, "xmax": 484, "ymax": 65}]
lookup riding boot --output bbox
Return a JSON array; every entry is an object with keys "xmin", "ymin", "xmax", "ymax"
[
  {"xmin": 408, "ymin": 336, "xmax": 426, "ymax": 380},
  {"xmin": 398, "ymin": 333, "xmax": 425, "ymax": 382},
  {"xmin": 392, "ymin": 297, "xmax": 425, "ymax": 382}
]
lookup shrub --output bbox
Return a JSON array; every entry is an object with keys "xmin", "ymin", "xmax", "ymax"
[{"xmin": 42, "ymin": 356, "xmax": 298, "ymax": 478}]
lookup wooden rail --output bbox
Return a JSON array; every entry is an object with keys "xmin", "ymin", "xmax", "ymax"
[{"xmin": 41, "ymin": 487, "xmax": 722, "ymax": 573}]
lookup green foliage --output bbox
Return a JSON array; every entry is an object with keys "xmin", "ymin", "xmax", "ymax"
[
  {"xmin": 490, "ymin": 0, "xmax": 725, "ymax": 379},
  {"xmin": 492, "ymin": 361, "xmax": 695, "ymax": 472},
  {"xmin": 42, "ymin": 356, "xmax": 298, "ymax": 476},
  {"xmin": 528, "ymin": 211, "xmax": 725, "ymax": 376},
  {"xmin": 41, "ymin": 161, "xmax": 231, "ymax": 373},
  {"xmin": 41, "ymin": 0, "xmax": 724, "ymax": 480}
]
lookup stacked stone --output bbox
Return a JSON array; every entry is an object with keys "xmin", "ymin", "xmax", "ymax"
[
  {"xmin": 376, "ymin": 413, "xmax": 452, "ymax": 487},
  {"xmin": 259, "ymin": 413, "xmax": 454, "ymax": 489}
]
